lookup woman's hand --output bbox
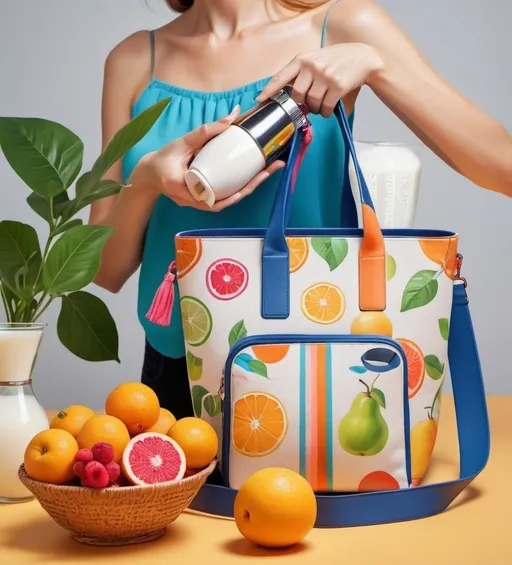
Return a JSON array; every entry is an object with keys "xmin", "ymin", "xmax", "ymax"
[
  {"xmin": 130, "ymin": 106, "xmax": 284, "ymax": 212},
  {"xmin": 256, "ymin": 43, "xmax": 384, "ymax": 117}
]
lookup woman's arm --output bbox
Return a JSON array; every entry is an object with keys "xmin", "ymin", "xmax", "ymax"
[{"xmin": 334, "ymin": 0, "xmax": 512, "ymax": 196}]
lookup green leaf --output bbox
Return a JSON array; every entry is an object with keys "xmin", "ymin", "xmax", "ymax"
[
  {"xmin": 186, "ymin": 351, "xmax": 203, "ymax": 382},
  {"xmin": 76, "ymin": 98, "xmax": 170, "ymax": 200},
  {"xmin": 74, "ymin": 180, "xmax": 123, "ymax": 214},
  {"xmin": 0, "ymin": 117, "xmax": 83, "ymax": 197},
  {"xmin": 57, "ymin": 291, "xmax": 119, "ymax": 362},
  {"xmin": 0, "ymin": 283, "xmax": 18, "ymax": 322},
  {"xmin": 425, "ymin": 354, "xmax": 445, "ymax": 380},
  {"xmin": 204, "ymin": 394, "xmax": 222, "ymax": 417},
  {"xmin": 0, "ymin": 220, "xmax": 42, "ymax": 299},
  {"xmin": 438, "ymin": 318, "xmax": 449, "ymax": 341},
  {"xmin": 228, "ymin": 320, "xmax": 247, "ymax": 349},
  {"xmin": 42, "ymin": 225, "xmax": 114, "ymax": 293},
  {"xmin": 247, "ymin": 359, "xmax": 268, "ymax": 378},
  {"xmin": 191, "ymin": 385, "xmax": 209, "ymax": 418},
  {"xmin": 311, "ymin": 237, "xmax": 348, "ymax": 271},
  {"xmin": 370, "ymin": 388, "xmax": 386, "ymax": 409},
  {"xmin": 26, "ymin": 192, "xmax": 71, "ymax": 224},
  {"xmin": 386, "ymin": 254, "xmax": 396, "ymax": 281},
  {"xmin": 52, "ymin": 219, "xmax": 83, "ymax": 237},
  {"xmin": 400, "ymin": 270, "xmax": 438, "ymax": 313}
]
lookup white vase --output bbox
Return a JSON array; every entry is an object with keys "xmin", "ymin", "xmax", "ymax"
[
  {"xmin": 348, "ymin": 141, "xmax": 423, "ymax": 228},
  {"xmin": 0, "ymin": 323, "xmax": 49, "ymax": 503}
]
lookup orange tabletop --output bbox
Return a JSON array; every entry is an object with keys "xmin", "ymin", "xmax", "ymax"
[{"xmin": 0, "ymin": 396, "xmax": 510, "ymax": 565}]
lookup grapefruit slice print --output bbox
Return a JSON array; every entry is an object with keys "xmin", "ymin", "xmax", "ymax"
[
  {"xmin": 396, "ymin": 338, "xmax": 426, "ymax": 398},
  {"xmin": 206, "ymin": 259, "xmax": 249, "ymax": 301}
]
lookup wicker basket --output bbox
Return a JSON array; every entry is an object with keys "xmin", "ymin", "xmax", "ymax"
[{"xmin": 18, "ymin": 460, "xmax": 217, "ymax": 546}]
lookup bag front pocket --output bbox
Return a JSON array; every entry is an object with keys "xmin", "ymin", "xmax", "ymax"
[{"xmin": 222, "ymin": 335, "xmax": 412, "ymax": 492}]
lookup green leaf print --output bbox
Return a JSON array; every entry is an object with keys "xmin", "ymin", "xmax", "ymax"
[
  {"xmin": 311, "ymin": 238, "xmax": 348, "ymax": 271},
  {"xmin": 425, "ymin": 355, "xmax": 445, "ymax": 380},
  {"xmin": 204, "ymin": 394, "xmax": 222, "ymax": 417},
  {"xmin": 386, "ymin": 254, "xmax": 396, "ymax": 281},
  {"xmin": 186, "ymin": 351, "xmax": 203, "ymax": 381},
  {"xmin": 247, "ymin": 359, "xmax": 268, "ymax": 378},
  {"xmin": 228, "ymin": 320, "xmax": 247, "ymax": 349},
  {"xmin": 370, "ymin": 388, "xmax": 386, "ymax": 409},
  {"xmin": 400, "ymin": 270, "xmax": 438, "ymax": 312},
  {"xmin": 438, "ymin": 318, "xmax": 449, "ymax": 341},
  {"xmin": 191, "ymin": 385, "xmax": 209, "ymax": 418}
]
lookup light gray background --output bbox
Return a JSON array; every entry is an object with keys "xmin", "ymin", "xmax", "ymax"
[{"xmin": 0, "ymin": 1, "xmax": 510, "ymax": 409}]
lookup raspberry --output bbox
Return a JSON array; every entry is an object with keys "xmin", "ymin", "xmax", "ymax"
[
  {"xmin": 91, "ymin": 442, "xmax": 114, "ymax": 464},
  {"xmin": 74, "ymin": 449, "xmax": 94, "ymax": 463},
  {"xmin": 104, "ymin": 461, "xmax": 121, "ymax": 484},
  {"xmin": 82, "ymin": 461, "xmax": 110, "ymax": 489},
  {"xmin": 73, "ymin": 461, "xmax": 86, "ymax": 480}
]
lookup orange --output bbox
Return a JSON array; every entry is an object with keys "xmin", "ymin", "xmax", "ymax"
[
  {"xmin": 76, "ymin": 415, "xmax": 130, "ymax": 463},
  {"xmin": 358, "ymin": 471, "xmax": 400, "ymax": 492},
  {"xmin": 176, "ymin": 237, "xmax": 202, "ymax": 279},
  {"xmin": 105, "ymin": 382, "xmax": 160, "ymax": 436},
  {"xmin": 351, "ymin": 311, "xmax": 393, "ymax": 337},
  {"xmin": 232, "ymin": 393, "xmax": 287, "ymax": 457},
  {"xmin": 234, "ymin": 467, "xmax": 317, "ymax": 548},
  {"xmin": 24, "ymin": 429, "xmax": 78, "ymax": 484},
  {"xmin": 301, "ymin": 283, "xmax": 346, "ymax": 325},
  {"xmin": 286, "ymin": 237, "xmax": 309, "ymax": 273},
  {"xmin": 419, "ymin": 237, "xmax": 458, "ymax": 280},
  {"xmin": 50, "ymin": 405, "xmax": 95, "ymax": 438},
  {"xmin": 396, "ymin": 338, "xmax": 426, "ymax": 398},
  {"xmin": 146, "ymin": 408, "xmax": 177, "ymax": 434},
  {"xmin": 167, "ymin": 417, "xmax": 218, "ymax": 469},
  {"xmin": 252, "ymin": 344, "xmax": 290, "ymax": 364},
  {"xmin": 410, "ymin": 418, "xmax": 438, "ymax": 486}
]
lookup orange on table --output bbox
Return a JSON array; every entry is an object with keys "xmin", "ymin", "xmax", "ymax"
[
  {"xmin": 286, "ymin": 237, "xmax": 309, "ymax": 273},
  {"xmin": 351, "ymin": 311, "xmax": 393, "ymax": 337},
  {"xmin": 76, "ymin": 415, "xmax": 130, "ymax": 463},
  {"xmin": 234, "ymin": 467, "xmax": 317, "ymax": 548},
  {"xmin": 358, "ymin": 470, "xmax": 400, "ymax": 492},
  {"xmin": 396, "ymin": 338, "xmax": 426, "ymax": 398},
  {"xmin": 419, "ymin": 237, "xmax": 458, "ymax": 280},
  {"xmin": 147, "ymin": 408, "xmax": 177, "ymax": 434},
  {"xmin": 24, "ymin": 429, "xmax": 78, "ymax": 484},
  {"xmin": 167, "ymin": 417, "xmax": 218, "ymax": 469},
  {"xmin": 105, "ymin": 382, "xmax": 160, "ymax": 436},
  {"xmin": 301, "ymin": 282, "xmax": 346, "ymax": 325},
  {"xmin": 176, "ymin": 237, "xmax": 202, "ymax": 279},
  {"xmin": 232, "ymin": 393, "xmax": 288, "ymax": 457},
  {"xmin": 252, "ymin": 344, "xmax": 290, "ymax": 364},
  {"xmin": 50, "ymin": 404, "xmax": 95, "ymax": 438}
]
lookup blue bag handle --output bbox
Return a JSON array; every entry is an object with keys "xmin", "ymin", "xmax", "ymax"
[
  {"xmin": 261, "ymin": 101, "xmax": 387, "ymax": 319},
  {"xmin": 188, "ymin": 281, "xmax": 491, "ymax": 527}
]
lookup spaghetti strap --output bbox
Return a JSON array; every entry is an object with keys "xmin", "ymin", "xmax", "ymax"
[
  {"xmin": 321, "ymin": 0, "xmax": 340, "ymax": 48},
  {"xmin": 149, "ymin": 30, "xmax": 156, "ymax": 80}
]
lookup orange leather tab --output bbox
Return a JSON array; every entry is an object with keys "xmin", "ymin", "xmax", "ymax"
[{"xmin": 359, "ymin": 204, "xmax": 386, "ymax": 311}]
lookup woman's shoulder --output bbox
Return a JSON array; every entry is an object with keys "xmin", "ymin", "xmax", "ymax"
[{"xmin": 325, "ymin": 0, "xmax": 392, "ymax": 41}]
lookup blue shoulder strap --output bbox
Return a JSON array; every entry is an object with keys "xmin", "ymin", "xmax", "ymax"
[{"xmin": 188, "ymin": 282, "xmax": 490, "ymax": 527}]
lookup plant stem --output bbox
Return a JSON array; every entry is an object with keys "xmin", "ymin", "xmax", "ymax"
[
  {"xmin": 0, "ymin": 285, "xmax": 13, "ymax": 323},
  {"xmin": 33, "ymin": 295, "xmax": 55, "ymax": 322}
]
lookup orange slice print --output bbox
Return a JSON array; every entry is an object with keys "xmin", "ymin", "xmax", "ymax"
[
  {"xmin": 301, "ymin": 283, "xmax": 346, "ymax": 325},
  {"xmin": 287, "ymin": 237, "xmax": 309, "ymax": 274},
  {"xmin": 175, "ymin": 238, "xmax": 202, "ymax": 279},
  {"xmin": 418, "ymin": 237, "xmax": 458, "ymax": 280},
  {"xmin": 396, "ymin": 338, "xmax": 426, "ymax": 399},
  {"xmin": 232, "ymin": 393, "xmax": 288, "ymax": 457}
]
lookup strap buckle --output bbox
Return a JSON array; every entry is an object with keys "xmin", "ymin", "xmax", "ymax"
[{"xmin": 454, "ymin": 253, "xmax": 468, "ymax": 288}]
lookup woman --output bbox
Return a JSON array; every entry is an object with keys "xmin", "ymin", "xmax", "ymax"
[{"xmin": 91, "ymin": 0, "xmax": 512, "ymax": 420}]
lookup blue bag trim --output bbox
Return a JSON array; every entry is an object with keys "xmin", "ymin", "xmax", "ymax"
[
  {"xmin": 222, "ymin": 334, "xmax": 411, "ymax": 489},
  {"xmin": 188, "ymin": 283, "xmax": 490, "ymax": 527}
]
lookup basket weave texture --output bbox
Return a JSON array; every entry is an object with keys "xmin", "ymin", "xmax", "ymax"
[{"xmin": 18, "ymin": 460, "xmax": 217, "ymax": 546}]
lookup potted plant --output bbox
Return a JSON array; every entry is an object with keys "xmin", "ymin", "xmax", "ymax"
[{"xmin": 0, "ymin": 98, "xmax": 170, "ymax": 503}]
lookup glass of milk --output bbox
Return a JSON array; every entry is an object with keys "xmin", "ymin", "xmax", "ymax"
[
  {"xmin": 0, "ymin": 323, "xmax": 49, "ymax": 503},
  {"xmin": 348, "ymin": 141, "xmax": 423, "ymax": 228}
]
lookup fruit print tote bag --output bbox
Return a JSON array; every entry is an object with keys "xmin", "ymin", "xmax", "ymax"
[{"xmin": 168, "ymin": 102, "xmax": 489, "ymax": 527}]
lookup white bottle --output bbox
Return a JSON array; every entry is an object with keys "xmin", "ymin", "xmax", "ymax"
[{"xmin": 185, "ymin": 87, "xmax": 308, "ymax": 208}]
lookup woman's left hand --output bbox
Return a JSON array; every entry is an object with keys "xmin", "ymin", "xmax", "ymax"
[{"xmin": 256, "ymin": 44, "xmax": 384, "ymax": 117}]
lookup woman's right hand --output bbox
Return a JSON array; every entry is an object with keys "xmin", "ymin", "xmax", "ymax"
[{"xmin": 129, "ymin": 106, "xmax": 284, "ymax": 212}]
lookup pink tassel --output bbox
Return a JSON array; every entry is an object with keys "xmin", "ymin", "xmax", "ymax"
[
  {"xmin": 291, "ymin": 121, "xmax": 313, "ymax": 191},
  {"xmin": 146, "ymin": 261, "xmax": 176, "ymax": 326}
]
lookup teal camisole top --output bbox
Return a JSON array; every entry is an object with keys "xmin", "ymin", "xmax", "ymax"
[{"xmin": 122, "ymin": 4, "xmax": 355, "ymax": 359}]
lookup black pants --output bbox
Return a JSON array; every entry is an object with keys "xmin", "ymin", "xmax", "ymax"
[{"xmin": 141, "ymin": 340, "xmax": 223, "ymax": 485}]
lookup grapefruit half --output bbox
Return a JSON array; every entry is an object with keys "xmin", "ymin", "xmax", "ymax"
[
  {"xmin": 206, "ymin": 258, "xmax": 249, "ymax": 301},
  {"xmin": 121, "ymin": 432, "xmax": 186, "ymax": 486}
]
